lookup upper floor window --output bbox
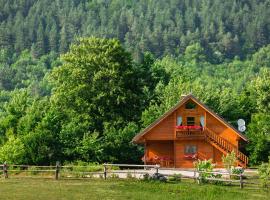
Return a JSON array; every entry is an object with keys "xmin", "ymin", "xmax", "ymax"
[
  {"xmin": 187, "ymin": 117, "xmax": 195, "ymax": 125},
  {"xmin": 185, "ymin": 101, "xmax": 196, "ymax": 109}
]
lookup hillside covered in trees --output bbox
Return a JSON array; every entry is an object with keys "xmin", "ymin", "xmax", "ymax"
[
  {"xmin": 0, "ymin": 0, "xmax": 270, "ymax": 166},
  {"xmin": 1, "ymin": 0, "xmax": 270, "ymax": 61}
]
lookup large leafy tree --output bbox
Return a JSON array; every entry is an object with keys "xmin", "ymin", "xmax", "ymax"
[
  {"xmin": 49, "ymin": 37, "xmax": 143, "ymax": 160},
  {"xmin": 247, "ymin": 68, "xmax": 270, "ymax": 164}
]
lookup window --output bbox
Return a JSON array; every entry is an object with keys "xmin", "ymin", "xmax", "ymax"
[
  {"xmin": 185, "ymin": 145, "xmax": 197, "ymax": 154},
  {"xmin": 187, "ymin": 117, "xmax": 195, "ymax": 126},
  {"xmin": 177, "ymin": 116, "xmax": 182, "ymax": 126},
  {"xmin": 185, "ymin": 101, "xmax": 196, "ymax": 109}
]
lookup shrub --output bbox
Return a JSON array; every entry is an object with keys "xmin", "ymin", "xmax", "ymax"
[
  {"xmin": 126, "ymin": 171, "xmax": 135, "ymax": 179},
  {"xmin": 72, "ymin": 161, "xmax": 103, "ymax": 172},
  {"xmin": 150, "ymin": 173, "xmax": 167, "ymax": 182},
  {"xmin": 231, "ymin": 167, "xmax": 244, "ymax": 180},
  {"xmin": 109, "ymin": 173, "xmax": 119, "ymax": 179},
  {"xmin": 61, "ymin": 161, "xmax": 108, "ymax": 178},
  {"xmin": 194, "ymin": 159, "xmax": 215, "ymax": 183},
  {"xmin": 222, "ymin": 151, "xmax": 237, "ymax": 172},
  {"xmin": 167, "ymin": 174, "xmax": 182, "ymax": 183},
  {"xmin": 210, "ymin": 173, "xmax": 224, "ymax": 185},
  {"xmin": 194, "ymin": 159, "xmax": 214, "ymax": 172},
  {"xmin": 258, "ymin": 157, "xmax": 270, "ymax": 188},
  {"xmin": 143, "ymin": 173, "xmax": 150, "ymax": 181},
  {"xmin": 28, "ymin": 166, "xmax": 39, "ymax": 175},
  {"xmin": 99, "ymin": 174, "xmax": 104, "ymax": 179}
]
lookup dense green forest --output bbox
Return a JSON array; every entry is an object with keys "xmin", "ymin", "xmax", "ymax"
[
  {"xmin": 0, "ymin": 0, "xmax": 270, "ymax": 166},
  {"xmin": 1, "ymin": 0, "xmax": 270, "ymax": 61}
]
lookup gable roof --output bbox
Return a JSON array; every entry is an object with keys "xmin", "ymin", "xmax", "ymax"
[{"xmin": 132, "ymin": 94, "xmax": 248, "ymax": 143}]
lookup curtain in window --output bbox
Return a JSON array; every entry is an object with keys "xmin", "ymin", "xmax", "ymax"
[
  {"xmin": 200, "ymin": 116, "xmax": 205, "ymax": 127},
  {"xmin": 177, "ymin": 116, "xmax": 182, "ymax": 126}
]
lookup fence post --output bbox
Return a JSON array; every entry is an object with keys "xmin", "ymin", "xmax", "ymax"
[
  {"xmin": 103, "ymin": 164, "xmax": 107, "ymax": 180},
  {"xmin": 55, "ymin": 161, "xmax": 60, "ymax": 180},
  {"xmin": 240, "ymin": 173, "xmax": 243, "ymax": 189},
  {"xmin": 3, "ymin": 161, "xmax": 8, "ymax": 179},
  {"xmin": 193, "ymin": 169, "xmax": 196, "ymax": 183},
  {"xmin": 197, "ymin": 171, "xmax": 200, "ymax": 184},
  {"xmin": 155, "ymin": 164, "xmax": 159, "ymax": 174}
]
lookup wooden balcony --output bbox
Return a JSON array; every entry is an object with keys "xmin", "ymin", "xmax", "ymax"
[{"xmin": 175, "ymin": 126, "xmax": 205, "ymax": 140}]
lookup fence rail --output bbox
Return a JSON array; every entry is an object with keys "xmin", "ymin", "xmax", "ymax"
[{"xmin": 1, "ymin": 162, "xmax": 262, "ymax": 189}]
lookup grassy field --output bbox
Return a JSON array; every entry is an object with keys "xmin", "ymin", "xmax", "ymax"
[{"xmin": 0, "ymin": 178, "xmax": 269, "ymax": 200}]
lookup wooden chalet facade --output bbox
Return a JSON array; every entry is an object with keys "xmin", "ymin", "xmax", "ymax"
[{"xmin": 132, "ymin": 94, "xmax": 249, "ymax": 168}]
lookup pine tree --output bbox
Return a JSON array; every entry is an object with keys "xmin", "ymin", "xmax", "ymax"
[
  {"xmin": 32, "ymin": 23, "xmax": 46, "ymax": 58},
  {"xmin": 49, "ymin": 22, "xmax": 59, "ymax": 52},
  {"xmin": 59, "ymin": 25, "xmax": 69, "ymax": 54}
]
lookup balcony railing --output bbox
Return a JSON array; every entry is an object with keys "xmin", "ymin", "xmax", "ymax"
[
  {"xmin": 175, "ymin": 125, "xmax": 202, "ymax": 130},
  {"xmin": 175, "ymin": 125, "xmax": 204, "ymax": 138}
]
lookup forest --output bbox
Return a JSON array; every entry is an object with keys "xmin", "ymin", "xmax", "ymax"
[{"xmin": 0, "ymin": 0, "xmax": 270, "ymax": 166}]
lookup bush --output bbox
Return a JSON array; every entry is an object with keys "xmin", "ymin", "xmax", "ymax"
[
  {"xmin": 28, "ymin": 166, "xmax": 39, "ymax": 175},
  {"xmin": 61, "ymin": 161, "xmax": 106, "ymax": 178},
  {"xmin": 149, "ymin": 173, "xmax": 167, "ymax": 182},
  {"xmin": 109, "ymin": 173, "xmax": 119, "ymax": 179},
  {"xmin": 194, "ymin": 159, "xmax": 214, "ymax": 172},
  {"xmin": 194, "ymin": 159, "xmax": 217, "ymax": 183},
  {"xmin": 167, "ymin": 174, "xmax": 182, "ymax": 183},
  {"xmin": 143, "ymin": 173, "xmax": 150, "ymax": 181},
  {"xmin": 231, "ymin": 167, "xmax": 244, "ymax": 180},
  {"xmin": 222, "ymin": 151, "xmax": 237, "ymax": 172},
  {"xmin": 72, "ymin": 161, "xmax": 103, "ymax": 172},
  {"xmin": 126, "ymin": 171, "xmax": 136, "ymax": 179},
  {"xmin": 258, "ymin": 157, "xmax": 270, "ymax": 188},
  {"xmin": 194, "ymin": 159, "xmax": 213, "ymax": 183}
]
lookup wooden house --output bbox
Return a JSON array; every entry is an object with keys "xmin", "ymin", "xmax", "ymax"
[{"xmin": 132, "ymin": 94, "xmax": 248, "ymax": 168}]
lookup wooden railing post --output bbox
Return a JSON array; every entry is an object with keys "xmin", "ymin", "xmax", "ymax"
[
  {"xmin": 103, "ymin": 164, "xmax": 107, "ymax": 180},
  {"xmin": 55, "ymin": 161, "xmax": 60, "ymax": 180},
  {"xmin": 155, "ymin": 164, "xmax": 159, "ymax": 174},
  {"xmin": 3, "ymin": 161, "xmax": 8, "ymax": 179},
  {"xmin": 197, "ymin": 171, "xmax": 200, "ymax": 184},
  {"xmin": 240, "ymin": 173, "xmax": 243, "ymax": 189},
  {"xmin": 193, "ymin": 169, "xmax": 197, "ymax": 182}
]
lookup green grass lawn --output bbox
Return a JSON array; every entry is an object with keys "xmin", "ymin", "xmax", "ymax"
[{"xmin": 0, "ymin": 178, "xmax": 269, "ymax": 200}]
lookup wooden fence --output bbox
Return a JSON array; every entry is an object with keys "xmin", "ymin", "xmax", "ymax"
[{"xmin": 0, "ymin": 162, "xmax": 262, "ymax": 189}]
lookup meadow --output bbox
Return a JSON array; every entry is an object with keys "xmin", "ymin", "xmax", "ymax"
[{"xmin": 0, "ymin": 178, "xmax": 269, "ymax": 200}]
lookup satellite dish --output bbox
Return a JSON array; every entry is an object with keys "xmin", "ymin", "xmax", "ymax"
[
  {"xmin": 238, "ymin": 125, "xmax": 246, "ymax": 132},
  {"xmin": 237, "ymin": 119, "xmax": 245, "ymax": 127}
]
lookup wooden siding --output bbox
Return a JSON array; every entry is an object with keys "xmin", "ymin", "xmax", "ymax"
[
  {"xmin": 206, "ymin": 113, "xmax": 239, "ymax": 146},
  {"xmin": 175, "ymin": 101, "xmax": 205, "ymax": 126},
  {"xmin": 214, "ymin": 148, "xmax": 224, "ymax": 167},
  {"xmin": 144, "ymin": 113, "xmax": 174, "ymax": 140},
  {"xmin": 175, "ymin": 140, "xmax": 214, "ymax": 168},
  {"xmin": 147, "ymin": 141, "xmax": 174, "ymax": 159}
]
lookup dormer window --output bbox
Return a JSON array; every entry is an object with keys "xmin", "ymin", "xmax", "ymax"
[{"xmin": 185, "ymin": 101, "xmax": 196, "ymax": 109}]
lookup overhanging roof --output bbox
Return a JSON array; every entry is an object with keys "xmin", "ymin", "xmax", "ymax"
[{"xmin": 132, "ymin": 94, "xmax": 248, "ymax": 143}]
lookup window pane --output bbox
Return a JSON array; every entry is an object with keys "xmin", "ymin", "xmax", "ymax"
[
  {"xmin": 187, "ymin": 117, "xmax": 195, "ymax": 125},
  {"xmin": 185, "ymin": 145, "xmax": 197, "ymax": 154}
]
